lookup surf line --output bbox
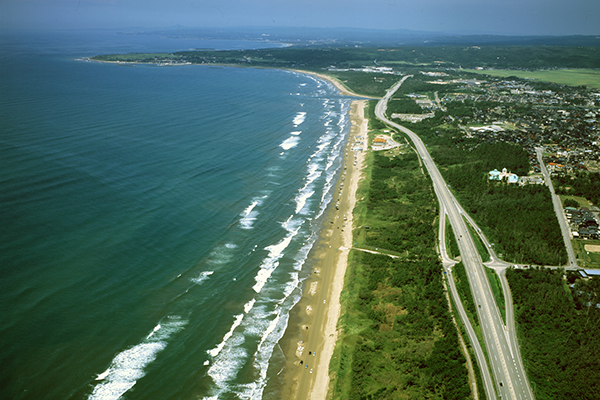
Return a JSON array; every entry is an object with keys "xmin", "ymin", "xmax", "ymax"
[{"xmin": 89, "ymin": 316, "xmax": 187, "ymax": 400}]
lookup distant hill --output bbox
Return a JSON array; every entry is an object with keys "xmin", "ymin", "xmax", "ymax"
[{"xmin": 129, "ymin": 26, "xmax": 600, "ymax": 47}]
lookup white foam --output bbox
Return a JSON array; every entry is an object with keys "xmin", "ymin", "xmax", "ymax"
[
  {"xmin": 95, "ymin": 369, "xmax": 110, "ymax": 381},
  {"xmin": 240, "ymin": 198, "xmax": 263, "ymax": 229},
  {"xmin": 279, "ymin": 136, "xmax": 300, "ymax": 151},
  {"xmin": 203, "ymin": 237, "xmax": 318, "ymax": 399},
  {"xmin": 191, "ymin": 270, "xmax": 214, "ymax": 285},
  {"xmin": 242, "ymin": 200, "xmax": 259, "ymax": 216},
  {"xmin": 89, "ymin": 317, "xmax": 186, "ymax": 400},
  {"xmin": 146, "ymin": 324, "xmax": 161, "ymax": 339},
  {"xmin": 200, "ymin": 94, "xmax": 353, "ymax": 400},
  {"xmin": 258, "ymin": 315, "xmax": 280, "ymax": 351},
  {"xmin": 89, "ymin": 342, "xmax": 164, "ymax": 400},
  {"xmin": 292, "ymin": 111, "xmax": 306, "ymax": 127},
  {"xmin": 252, "ymin": 218, "xmax": 302, "ymax": 293},
  {"xmin": 207, "ymin": 338, "xmax": 248, "ymax": 389},
  {"xmin": 207, "ymin": 313, "xmax": 244, "ymax": 358},
  {"xmin": 244, "ymin": 298, "xmax": 256, "ymax": 314},
  {"xmin": 294, "ymin": 189, "xmax": 314, "ymax": 214},
  {"xmin": 252, "ymin": 268, "xmax": 277, "ymax": 294},
  {"xmin": 240, "ymin": 215, "xmax": 257, "ymax": 229},
  {"xmin": 207, "ymin": 242, "xmax": 239, "ymax": 266}
]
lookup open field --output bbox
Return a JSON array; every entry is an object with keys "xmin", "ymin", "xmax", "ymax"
[
  {"xmin": 585, "ymin": 244, "xmax": 600, "ymax": 252},
  {"xmin": 573, "ymin": 239, "xmax": 600, "ymax": 268},
  {"xmin": 466, "ymin": 68, "xmax": 600, "ymax": 91}
]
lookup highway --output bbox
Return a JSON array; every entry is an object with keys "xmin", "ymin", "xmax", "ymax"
[
  {"xmin": 438, "ymin": 207, "xmax": 496, "ymax": 400},
  {"xmin": 375, "ymin": 78, "xmax": 534, "ymax": 400}
]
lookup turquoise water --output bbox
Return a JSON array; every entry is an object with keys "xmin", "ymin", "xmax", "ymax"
[{"xmin": 0, "ymin": 30, "xmax": 351, "ymax": 400}]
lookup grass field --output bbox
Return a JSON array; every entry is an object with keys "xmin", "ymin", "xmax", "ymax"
[
  {"xmin": 466, "ymin": 68, "xmax": 600, "ymax": 91},
  {"xmin": 573, "ymin": 239, "xmax": 600, "ymax": 268}
]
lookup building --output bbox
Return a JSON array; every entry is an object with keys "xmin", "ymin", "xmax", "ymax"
[{"xmin": 488, "ymin": 167, "xmax": 520, "ymax": 183}]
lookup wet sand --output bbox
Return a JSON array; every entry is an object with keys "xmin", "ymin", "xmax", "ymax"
[{"xmin": 277, "ymin": 99, "xmax": 368, "ymax": 400}]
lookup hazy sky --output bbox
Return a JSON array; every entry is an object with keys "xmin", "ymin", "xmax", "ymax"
[{"xmin": 2, "ymin": 0, "xmax": 599, "ymax": 35}]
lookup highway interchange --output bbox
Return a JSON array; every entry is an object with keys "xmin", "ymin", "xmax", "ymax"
[{"xmin": 375, "ymin": 77, "xmax": 535, "ymax": 400}]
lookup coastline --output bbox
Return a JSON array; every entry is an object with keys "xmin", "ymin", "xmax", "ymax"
[
  {"xmin": 275, "ymin": 99, "xmax": 368, "ymax": 400},
  {"xmin": 86, "ymin": 58, "xmax": 375, "ymax": 99},
  {"xmin": 84, "ymin": 56, "xmax": 370, "ymax": 398},
  {"xmin": 291, "ymin": 69, "xmax": 378, "ymax": 99}
]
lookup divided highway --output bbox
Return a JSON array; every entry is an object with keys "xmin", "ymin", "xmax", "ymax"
[{"xmin": 375, "ymin": 78, "xmax": 534, "ymax": 400}]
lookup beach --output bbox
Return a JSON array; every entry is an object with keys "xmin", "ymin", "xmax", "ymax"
[
  {"xmin": 277, "ymin": 98, "xmax": 368, "ymax": 400},
  {"xmin": 291, "ymin": 70, "xmax": 377, "ymax": 99}
]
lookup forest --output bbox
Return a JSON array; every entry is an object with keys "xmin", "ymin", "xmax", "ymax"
[
  {"xmin": 507, "ymin": 268, "xmax": 600, "ymax": 399},
  {"xmin": 553, "ymin": 171, "xmax": 600, "ymax": 206},
  {"xmin": 330, "ymin": 134, "xmax": 471, "ymax": 399},
  {"xmin": 93, "ymin": 44, "xmax": 600, "ymax": 72},
  {"xmin": 385, "ymin": 98, "xmax": 424, "ymax": 115},
  {"xmin": 398, "ymin": 108, "xmax": 568, "ymax": 265}
]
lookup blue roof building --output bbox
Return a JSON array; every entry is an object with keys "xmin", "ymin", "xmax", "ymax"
[{"xmin": 489, "ymin": 169, "xmax": 501, "ymax": 180}]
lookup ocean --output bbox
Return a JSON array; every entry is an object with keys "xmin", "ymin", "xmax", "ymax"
[{"xmin": 0, "ymin": 30, "xmax": 352, "ymax": 400}]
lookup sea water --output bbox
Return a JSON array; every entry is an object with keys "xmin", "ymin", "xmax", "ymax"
[{"xmin": 0, "ymin": 30, "xmax": 352, "ymax": 399}]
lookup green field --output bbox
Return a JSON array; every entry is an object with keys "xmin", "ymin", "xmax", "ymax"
[{"xmin": 466, "ymin": 68, "xmax": 600, "ymax": 91}]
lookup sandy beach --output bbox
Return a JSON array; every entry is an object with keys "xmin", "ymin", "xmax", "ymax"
[
  {"xmin": 290, "ymin": 70, "xmax": 377, "ymax": 99},
  {"xmin": 277, "ymin": 98, "xmax": 368, "ymax": 400}
]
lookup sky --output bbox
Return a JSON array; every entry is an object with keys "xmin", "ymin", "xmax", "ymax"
[{"xmin": 1, "ymin": 0, "xmax": 599, "ymax": 36}]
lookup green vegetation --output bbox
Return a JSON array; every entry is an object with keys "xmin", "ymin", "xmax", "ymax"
[
  {"xmin": 403, "ymin": 112, "xmax": 567, "ymax": 265},
  {"xmin": 327, "ymin": 71, "xmax": 398, "ymax": 97},
  {"xmin": 452, "ymin": 262, "xmax": 495, "ymax": 388},
  {"xmin": 330, "ymin": 118, "xmax": 471, "ymax": 399},
  {"xmin": 446, "ymin": 218, "xmax": 460, "ymax": 259},
  {"xmin": 91, "ymin": 43, "xmax": 600, "ymax": 398},
  {"xmin": 464, "ymin": 217, "xmax": 490, "ymax": 263},
  {"xmin": 483, "ymin": 267, "xmax": 505, "ymax": 324},
  {"xmin": 453, "ymin": 262, "xmax": 479, "ymax": 326},
  {"xmin": 91, "ymin": 53, "xmax": 182, "ymax": 62},
  {"xmin": 92, "ymin": 45, "xmax": 600, "ymax": 91},
  {"xmin": 573, "ymin": 239, "xmax": 600, "ymax": 269},
  {"xmin": 386, "ymin": 98, "xmax": 423, "ymax": 115},
  {"xmin": 361, "ymin": 153, "xmax": 438, "ymax": 256},
  {"xmin": 466, "ymin": 68, "xmax": 600, "ymax": 91},
  {"xmin": 447, "ymin": 291, "xmax": 487, "ymax": 400},
  {"xmin": 553, "ymin": 171, "xmax": 600, "ymax": 207},
  {"xmin": 456, "ymin": 181, "xmax": 567, "ymax": 265},
  {"xmin": 562, "ymin": 197, "xmax": 581, "ymax": 209},
  {"xmin": 366, "ymin": 99, "xmax": 388, "ymax": 130},
  {"xmin": 507, "ymin": 268, "xmax": 600, "ymax": 399}
]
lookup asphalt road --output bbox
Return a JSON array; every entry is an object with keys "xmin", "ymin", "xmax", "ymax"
[
  {"xmin": 375, "ymin": 78, "xmax": 534, "ymax": 400},
  {"xmin": 536, "ymin": 147, "xmax": 578, "ymax": 268}
]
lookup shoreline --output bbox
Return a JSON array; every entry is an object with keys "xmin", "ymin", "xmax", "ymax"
[
  {"xmin": 290, "ymin": 69, "xmax": 378, "ymax": 99},
  {"xmin": 84, "ymin": 56, "xmax": 370, "ymax": 398},
  {"xmin": 275, "ymin": 99, "xmax": 368, "ymax": 400},
  {"xmin": 86, "ymin": 57, "xmax": 376, "ymax": 99}
]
